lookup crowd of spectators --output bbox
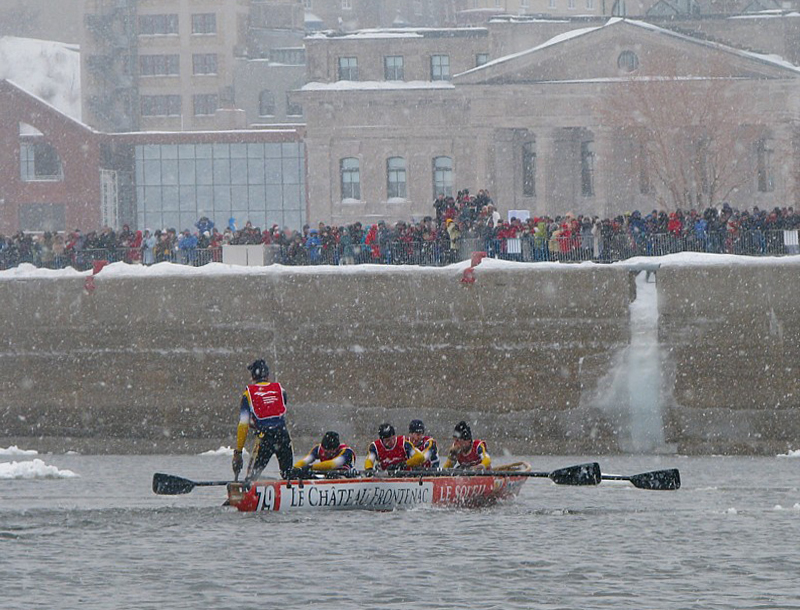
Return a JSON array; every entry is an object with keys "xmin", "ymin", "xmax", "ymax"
[{"xmin": 1, "ymin": 191, "xmax": 799, "ymax": 271}]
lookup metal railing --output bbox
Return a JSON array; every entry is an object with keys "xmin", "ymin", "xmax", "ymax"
[{"xmin": 1, "ymin": 230, "xmax": 797, "ymax": 271}]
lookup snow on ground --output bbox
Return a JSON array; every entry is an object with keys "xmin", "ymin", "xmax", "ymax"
[
  {"xmin": 0, "ymin": 253, "xmax": 798, "ymax": 283},
  {"xmin": 0, "ymin": 35, "xmax": 81, "ymax": 120},
  {"xmin": 0, "ymin": 458, "xmax": 78, "ymax": 479},
  {"xmin": 0, "ymin": 445, "xmax": 38, "ymax": 456},
  {"xmin": 199, "ymin": 446, "xmax": 248, "ymax": 457},
  {"xmin": 777, "ymin": 449, "xmax": 800, "ymax": 457}
]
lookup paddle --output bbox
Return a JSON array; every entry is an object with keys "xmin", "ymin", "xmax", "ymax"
[
  {"xmin": 601, "ymin": 468, "xmax": 681, "ymax": 490},
  {"xmin": 391, "ymin": 462, "xmax": 602, "ymax": 486},
  {"xmin": 152, "ymin": 472, "xmax": 233, "ymax": 495}
]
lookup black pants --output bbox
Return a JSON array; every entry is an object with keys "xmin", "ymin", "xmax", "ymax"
[{"xmin": 248, "ymin": 425, "xmax": 294, "ymax": 481}]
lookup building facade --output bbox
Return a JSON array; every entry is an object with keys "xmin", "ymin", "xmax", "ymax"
[{"xmin": 299, "ymin": 19, "xmax": 800, "ymax": 224}]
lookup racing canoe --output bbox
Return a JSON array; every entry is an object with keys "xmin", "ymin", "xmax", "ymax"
[{"xmin": 226, "ymin": 463, "xmax": 532, "ymax": 512}]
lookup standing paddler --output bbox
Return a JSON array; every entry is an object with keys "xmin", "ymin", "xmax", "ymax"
[{"xmin": 232, "ymin": 359, "xmax": 295, "ymax": 482}]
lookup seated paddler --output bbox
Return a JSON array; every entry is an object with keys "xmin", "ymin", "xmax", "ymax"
[
  {"xmin": 364, "ymin": 423, "xmax": 425, "ymax": 474},
  {"xmin": 408, "ymin": 419, "xmax": 440, "ymax": 469},
  {"xmin": 443, "ymin": 421, "xmax": 491, "ymax": 470},
  {"xmin": 289, "ymin": 431, "xmax": 357, "ymax": 478}
]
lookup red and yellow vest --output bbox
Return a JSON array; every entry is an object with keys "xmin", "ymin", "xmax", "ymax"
[
  {"xmin": 245, "ymin": 382, "xmax": 287, "ymax": 423},
  {"xmin": 374, "ymin": 436, "xmax": 409, "ymax": 469}
]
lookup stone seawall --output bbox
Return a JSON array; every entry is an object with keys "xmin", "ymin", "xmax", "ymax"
[{"xmin": 0, "ymin": 259, "xmax": 797, "ymax": 455}]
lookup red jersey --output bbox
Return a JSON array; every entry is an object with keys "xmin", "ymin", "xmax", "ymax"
[
  {"xmin": 245, "ymin": 382, "xmax": 287, "ymax": 422},
  {"xmin": 373, "ymin": 435, "xmax": 410, "ymax": 469},
  {"xmin": 455, "ymin": 440, "xmax": 488, "ymax": 468}
]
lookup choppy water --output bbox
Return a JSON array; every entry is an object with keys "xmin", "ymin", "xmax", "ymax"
[{"xmin": 2, "ymin": 454, "xmax": 799, "ymax": 610}]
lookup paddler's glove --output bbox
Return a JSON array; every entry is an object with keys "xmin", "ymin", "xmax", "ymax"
[
  {"xmin": 386, "ymin": 462, "xmax": 405, "ymax": 472},
  {"xmin": 232, "ymin": 450, "xmax": 243, "ymax": 478}
]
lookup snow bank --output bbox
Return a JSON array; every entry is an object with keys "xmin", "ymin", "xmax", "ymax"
[
  {"xmin": 0, "ymin": 445, "xmax": 38, "ymax": 456},
  {"xmin": 1, "ymin": 253, "xmax": 797, "ymax": 283},
  {"xmin": 199, "ymin": 446, "xmax": 249, "ymax": 457},
  {"xmin": 0, "ymin": 458, "xmax": 78, "ymax": 479},
  {"xmin": 777, "ymin": 449, "xmax": 800, "ymax": 457}
]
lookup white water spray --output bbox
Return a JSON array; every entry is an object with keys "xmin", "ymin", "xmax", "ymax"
[{"xmin": 589, "ymin": 270, "xmax": 669, "ymax": 453}]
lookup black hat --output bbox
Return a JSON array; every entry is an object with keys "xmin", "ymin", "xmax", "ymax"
[
  {"xmin": 321, "ymin": 431, "xmax": 340, "ymax": 451},
  {"xmin": 378, "ymin": 423, "xmax": 395, "ymax": 439},
  {"xmin": 409, "ymin": 419, "xmax": 425, "ymax": 434},
  {"xmin": 247, "ymin": 359, "xmax": 269, "ymax": 380},
  {"xmin": 453, "ymin": 421, "xmax": 472, "ymax": 441}
]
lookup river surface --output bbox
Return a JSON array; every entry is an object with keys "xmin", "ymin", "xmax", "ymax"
[{"xmin": 2, "ymin": 454, "xmax": 799, "ymax": 610}]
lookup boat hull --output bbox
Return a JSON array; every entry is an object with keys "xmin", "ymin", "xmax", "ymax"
[{"xmin": 227, "ymin": 473, "xmax": 528, "ymax": 512}]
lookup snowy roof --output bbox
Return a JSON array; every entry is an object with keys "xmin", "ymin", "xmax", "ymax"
[
  {"xmin": 306, "ymin": 27, "xmax": 487, "ymax": 40},
  {"xmin": 456, "ymin": 18, "xmax": 800, "ymax": 79},
  {"xmin": 301, "ymin": 80, "xmax": 455, "ymax": 92},
  {"xmin": 1, "ymin": 79, "xmax": 97, "ymax": 133}
]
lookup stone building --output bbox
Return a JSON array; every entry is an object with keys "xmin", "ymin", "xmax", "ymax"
[{"xmin": 299, "ymin": 18, "xmax": 800, "ymax": 224}]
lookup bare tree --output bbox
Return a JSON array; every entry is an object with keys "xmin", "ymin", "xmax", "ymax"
[{"xmin": 600, "ymin": 54, "xmax": 762, "ymax": 210}]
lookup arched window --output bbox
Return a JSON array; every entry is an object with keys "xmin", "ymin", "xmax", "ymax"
[
  {"xmin": 522, "ymin": 140, "xmax": 536, "ymax": 197},
  {"xmin": 581, "ymin": 140, "xmax": 595, "ymax": 197},
  {"xmin": 387, "ymin": 157, "xmax": 406, "ymax": 199},
  {"xmin": 432, "ymin": 156, "xmax": 453, "ymax": 198},
  {"xmin": 617, "ymin": 50, "xmax": 639, "ymax": 73},
  {"xmin": 756, "ymin": 138, "xmax": 775, "ymax": 193},
  {"xmin": 340, "ymin": 157, "xmax": 361, "ymax": 200},
  {"xmin": 259, "ymin": 90, "xmax": 275, "ymax": 116}
]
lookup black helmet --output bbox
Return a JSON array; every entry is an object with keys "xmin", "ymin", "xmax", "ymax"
[
  {"xmin": 378, "ymin": 423, "xmax": 395, "ymax": 439},
  {"xmin": 409, "ymin": 419, "xmax": 425, "ymax": 434},
  {"xmin": 453, "ymin": 420, "xmax": 472, "ymax": 441},
  {"xmin": 321, "ymin": 431, "xmax": 340, "ymax": 451},
  {"xmin": 247, "ymin": 359, "xmax": 269, "ymax": 380}
]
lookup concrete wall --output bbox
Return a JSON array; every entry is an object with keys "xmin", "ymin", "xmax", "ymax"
[
  {"xmin": 0, "ymin": 261, "xmax": 797, "ymax": 455},
  {"xmin": 658, "ymin": 264, "xmax": 800, "ymax": 455}
]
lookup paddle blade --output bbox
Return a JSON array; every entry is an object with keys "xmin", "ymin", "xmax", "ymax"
[
  {"xmin": 152, "ymin": 473, "xmax": 196, "ymax": 495},
  {"xmin": 549, "ymin": 462, "xmax": 601, "ymax": 486},
  {"xmin": 628, "ymin": 469, "xmax": 681, "ymax": 490}
]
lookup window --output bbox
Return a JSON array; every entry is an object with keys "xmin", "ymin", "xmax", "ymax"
[
  {"xmin": 433, "ymin": 156, "xmax": 453, "ymax": 198},
  {"xmin": 193, "ymin": 94, "xmax": 218, "ymax": 116},
  {"xmin": 138, "ymin": 14, "xmax": 178, "ymax": 36},
  {"xmin": 139, "ymin": 54, "xmax": 180, "ymax": 76},
  {"xmin": 521, "ymin": 0, "xmax": 530, "ymax": 7},
  {"xmin": 757, "ymin": 138, "xmax": 774, "ymax": 193},
  {"xmin": 639, "ymin": 141, "xmax": 651, "ymax": 195},
  {"xmin": 431, "ymin": 55, "xmax": 450, "ymax": 81},
  {"xmin": 341, "ymin": 157, "xmax": 360, "ymax": 200},
  {"xmin": 522, "ymin": 141, "xmax": 536, "ymax": 197},
  {"xmin": 384, "ymin": 56, "xmax": 404, "ymax": 81},
  {"xmin": 476, "ymin": 53, "xmax": 489, "ymax": 67},
  {"xmin": 338, "ymin": 57, "xmax": 358, "ymax": 81},
  {"xmin": 304, "ymin": 0, "xmax": 313, "ymax": 8},
  {"xmin": 192, "ymin": 54, "xmax": 218, "ymax": 75},
  {"xmin": 612, "ymin": 0, "xmax": 627, "ymax": 15},
  {"xmin": 269, "ymin": 48, "xmax": 305, "ymax": 65},
  {"xmin": 387, "ymin": 157, "xmax": 407, "ymax": 199},
  {"xmin": 568, "ymin": 0, "xmax": 576, "ymax": 8},
  {"xmin": 259, "ymin": 90, "xmax": 275, "ymax": 116},
  {"xmin": 586, "ymin": 0, "xmax": 596, "ymax": 8},
  {"xmin": 192, "ymin": 13, "xmax": 217, "ymax": 35},
  {"xmin": 581, "ymin": 140, "xmax": 595, "ymax": 197},
  {"xmin": 548, "ymin": 0, "xmax": 556, "ymax": 7},
  {"xmin": 617, "ymin": 50, "xmax": 639, "ymax": 72},
  {"xmin": 286, "ymin": 94, "xmax": 303, "ymax": 117},
  {"xmin": 141, "ymin": 95, "xmax": 181, "ymax": 116},
  {"xmin": 20, "ymin": 141, "xmax": 63, "ymax": 181},
  {"xmin": 342, "ymin": 0, "xmax": 352, "ymax": 9}
]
